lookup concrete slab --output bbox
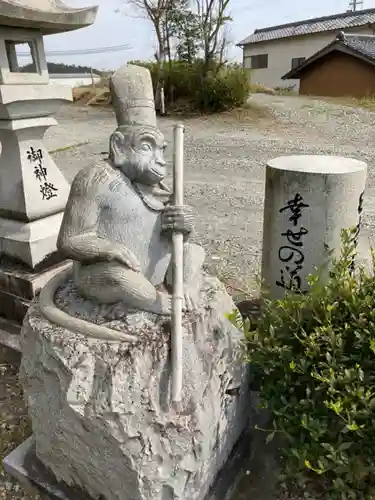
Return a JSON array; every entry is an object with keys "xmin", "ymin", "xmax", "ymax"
[{"xmin": 3, "ymin": 431, "xmax": 253, "ymax": 500}]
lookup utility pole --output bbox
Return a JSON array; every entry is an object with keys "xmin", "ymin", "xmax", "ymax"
[{"xmin": 348, "ymin": 0, "xmax": 364, "ymax": 11}]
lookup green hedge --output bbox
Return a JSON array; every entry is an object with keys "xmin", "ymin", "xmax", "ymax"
[
  {"xmin": 229, "ymin": 228, "xmax": 375, "ymax": 499},
  {"xmin": 128, "ymin": 59, "xmax": 250, "ymax": 113}
]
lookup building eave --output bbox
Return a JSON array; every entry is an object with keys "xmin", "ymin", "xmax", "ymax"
[{"xmin": 282, "ymin": 40, "xmax": 375, "ymax": 79}]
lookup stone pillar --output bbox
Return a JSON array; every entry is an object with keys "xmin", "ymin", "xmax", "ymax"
[
  {"xmin": 261, "ymin": 155, "xmax": 367, "ymax": 300},
  {"xmin": 0, "ymin": 27, "xmax": 73, "ymax": 349}
]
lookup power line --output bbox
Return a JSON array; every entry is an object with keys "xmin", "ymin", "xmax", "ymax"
[
  {"xmin": 16, "ymin": 44, "xmax": 132, "ymax": 57},
  {"xmin": 348, "ymin": 0, "xmax": 364, "ymax": 11},
  {"xmin": 233, "ymin": 0, "xmax": 281, "ymax": 14}
]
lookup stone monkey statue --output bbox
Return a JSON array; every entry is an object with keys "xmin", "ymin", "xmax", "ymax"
[{"xmin": 39, "ymin": 64, "xmax": 205, "ymax": 341}]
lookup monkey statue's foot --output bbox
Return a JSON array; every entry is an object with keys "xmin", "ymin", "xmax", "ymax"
[
  {"xmin": 151, "ymin": 291, "xmax": 172, "ymax": 316},
  {"xmin": 150, "ymin": 292, "xmax": 192, "ymax": 315}
]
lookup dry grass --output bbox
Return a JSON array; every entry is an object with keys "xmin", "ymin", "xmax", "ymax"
[
  {"xmin": 249, "ymin": 87, "xmax": 375, "ymax": 114},
  {"xmin": 72, "ymin": 84, "xmax": 272, "ymax": 124},
  {"xmin": 73, "ymin": 77, "xmax": 375, "ymax": 116},
  {"xmin": 0, "ymin": 348, "xmax": 30, "ymax": 459},
  {"xmin": 72, "ymin": 85, "xmax": 111, "ymax": 106},
  {"xmin": 215, "ymin": 101, "xmax": 272, "ymax": 124},
  {"xmin": 72, "ymin": 75, "xmax": 111, "ymax": 106},
  {"xmin": 250, "ymin": 83, "xmax": 278, "ymax": 95},
  {"xmin": 0, "ymin": 347, "xmax": 37, "ymax": 499},
  {"xmin": 357, "ymin": 95, "xmax": 375, "ymax": 110},
  {"xmin": 250, "ymin": 82, "xmax": 297, "ymax": 96},
  {"xmin": 304, "ymin": 94, "xmax": 375, "ymax": 112}
]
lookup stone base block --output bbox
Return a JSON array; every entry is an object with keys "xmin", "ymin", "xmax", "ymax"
[
  {"xmin": 3, "ymin": 431, "xmax": 253, "ymax": 500},
  {"xmin": 0, "ymin": 317, "xmax": 22, "ymax": 351},
  {"xmin": 0, "ymin": 212, "xmax": 66, "ymax": 269},
  {"xmin": 0, "ymin": 288, "xmax": 29, "ymax": 323},
  {"xmin": 4, "ymin": 437, "xmax": 87, "ymax": 500},
  {"xmin": 0, "ymin": 214, "xmax": 63, "ymax": 269},
  {"xmin": 20, "ymin": 275, "xmax": 251, "ymax": 500},
  {"xmin": 0, "ymin": 258, "xmax": 71, "ymax": 349},
  {"xmin": 0, "ymin": 255, "xmax": 71, "ymax": 300}
]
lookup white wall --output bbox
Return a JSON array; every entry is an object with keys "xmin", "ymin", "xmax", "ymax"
[
  {"xmin": 243, "ymin": 26, "xmax": 375, "ymax": 89},
  {"xmin": 49, "ymin": 75, "xmax": 101, "ymax": 89}
]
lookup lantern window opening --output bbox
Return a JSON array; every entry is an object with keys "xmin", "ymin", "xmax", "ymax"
[{"xmin": 5, "ymin": 39, "xmax": 40, "ymax": 74}]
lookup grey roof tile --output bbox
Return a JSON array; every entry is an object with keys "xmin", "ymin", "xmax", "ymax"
[
  {"xmin": 238, "ymin": 8, "xmax": 375, "ymax": 45},
  {"xmin": 343, "ymin": 33, "xmax": 375, "ymax": 60}
]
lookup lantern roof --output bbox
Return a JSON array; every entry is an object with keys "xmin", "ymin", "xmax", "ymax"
[{"xmin": 0, "ymin": 0, "xmax": 98, "ymax": 34}]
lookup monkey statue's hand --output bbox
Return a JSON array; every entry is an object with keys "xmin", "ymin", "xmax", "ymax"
[
  {"xmin": 161, "ymin": 205, "xmax": 194, "ymax": 238},
  {"xmin": 106, "ymin": 246, "xmax": 141, "ymax": 272}
]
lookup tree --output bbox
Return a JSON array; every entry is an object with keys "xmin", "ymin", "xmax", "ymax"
[
  {"xmin": 117, "ymin": 0, "xmax": 180, "ymax": 111},
  {"xmin": 117, "ymin": 0, "xmax": 233, "ymax": 109},
  {"xmin": 166, "ymin": 0, "xmax": 231, "ymax": 68},
  {"xmin": 20, "ymin": 62, "xmax": 102, "ymax": 74},
  {"xmin": 195, "ymin": 0, "xmax": 232, "ymax": 71},
  {"xmin": 167, "ymin": 2, "xmax": 202, "ymax": 63}
]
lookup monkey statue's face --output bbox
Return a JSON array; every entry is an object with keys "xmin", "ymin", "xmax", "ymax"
[{"xmin": 109, "ymin": 126, "xmax": 167, "ymax": 186}]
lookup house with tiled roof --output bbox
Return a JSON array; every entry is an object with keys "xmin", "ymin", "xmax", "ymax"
[
  {"xmin": 282, "ymin": 32, "xmax": 375, "ymax": 98},
  {"xmin": 237, "ymin": 8, "xmax": 375, "ymax": 89}
]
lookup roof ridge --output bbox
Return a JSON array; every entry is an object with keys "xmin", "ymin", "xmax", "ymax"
[
  {"xmin": 344, "ymin": 32, "xmax": 375, "ymax": 38},
  {"xmin": 254, "ymin": 7, "xmax": 375, "ymax": 34}
]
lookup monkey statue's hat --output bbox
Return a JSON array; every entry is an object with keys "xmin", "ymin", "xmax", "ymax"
[{"xmin": 109, "ymin": 64, "xmax": 157, "ymax": 131}]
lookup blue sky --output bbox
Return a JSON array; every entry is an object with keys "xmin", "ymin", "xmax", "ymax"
[{"xmin": 33, "ymin": 0, "xmax": 375, "ymax": 70}]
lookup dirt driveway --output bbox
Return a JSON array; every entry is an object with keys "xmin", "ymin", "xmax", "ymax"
[
  {"xmin": 2, "ymin": 93, "xmax": 375, "ymax": 499},
  {"xmin": 49, "ymin": 93, "xmax": 375, "ymax": 293}
]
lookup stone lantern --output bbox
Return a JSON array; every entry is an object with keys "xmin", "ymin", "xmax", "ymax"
[{"xmin": 0, "ymin": 0, "xmax": 98, "ymax": 349}]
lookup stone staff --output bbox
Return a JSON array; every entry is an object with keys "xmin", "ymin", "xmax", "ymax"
[{"xmin": 171, "ymin": 124, "xmax": 185, "ymax": 407}]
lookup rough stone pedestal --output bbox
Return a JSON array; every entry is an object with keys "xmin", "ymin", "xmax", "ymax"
[
  {"xmin": 20, "ymin": 274, "xmax": 251, "ymax": 500},
  {"xmin": 261, "ymin": 155, "xmax": 368, "ymax": 299}
]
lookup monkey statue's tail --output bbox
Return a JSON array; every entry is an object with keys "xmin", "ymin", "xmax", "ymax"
[{"xmin": 39, "ymin": 268, "xmax": 139, "ymax": 343}]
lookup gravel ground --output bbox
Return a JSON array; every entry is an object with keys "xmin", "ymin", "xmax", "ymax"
[
  {"xmin": 48, "ymin": 93, "xmax": 375, "ymax": 293},
  {"xmin": 2, "ymin": 93, "xmax": 375, "ymax": 499}
]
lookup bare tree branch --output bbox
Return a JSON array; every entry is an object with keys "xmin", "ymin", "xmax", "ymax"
[
  {"xmin": 192, "ymin": 0, "xmax": 231, "ymax": 72},
  {"xmin": 116, "ymin": 0, "xmax": 178, "ymax": 110}
]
